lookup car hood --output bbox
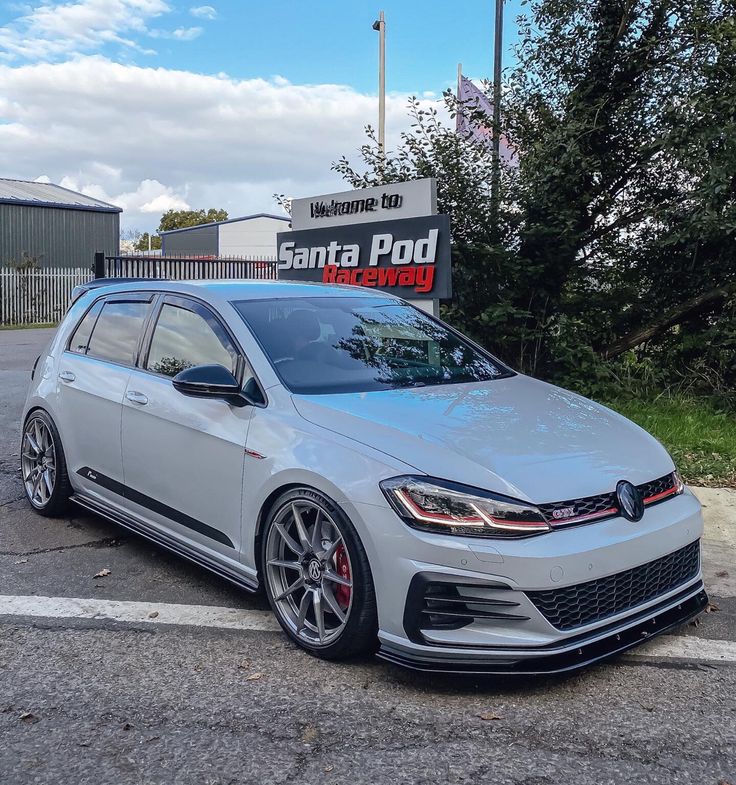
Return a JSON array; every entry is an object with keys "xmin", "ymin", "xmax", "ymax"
[{"xmin": 291, "ymin": 375, "xmax": 674, "ymax": 503}]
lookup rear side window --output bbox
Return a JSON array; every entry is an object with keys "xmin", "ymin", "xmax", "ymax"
[
  {"xmin": 86, "ymin": 300, "xmax": 150, "ymax": 366},
  {"xmin": 68, "ymin": 301, "xmax": 103, "ymax": 354},
  {"xmin": 146, "ymin": 303, "xmax": 238, "ymax": 378}
]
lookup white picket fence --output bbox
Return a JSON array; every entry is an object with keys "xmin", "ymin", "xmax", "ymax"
[{"xmin": 0, "ymin": 267, "xmax": 93, "ymax": 326}]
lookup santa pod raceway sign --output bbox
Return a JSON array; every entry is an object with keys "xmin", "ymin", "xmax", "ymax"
[{"xmin": 276, "ymin": 214, "xmax": 451, "ymax": 300}]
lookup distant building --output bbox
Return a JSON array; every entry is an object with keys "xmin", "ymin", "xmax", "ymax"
[
  {"xmin": 0, "ymin": 178, "xmax": 121, "ymax": 268},
  {"xmin": 159, "ymin": 213, "xmax": 290, "ymax": 258}
]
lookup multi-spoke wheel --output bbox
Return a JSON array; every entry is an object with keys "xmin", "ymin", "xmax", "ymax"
[
  {"xmin": 262, "ymin": 488, "xmax": 378, "ymax": 659},
  {"xmin": 21, "ymin": 411, "xmax": 71, "ymax": 516}
]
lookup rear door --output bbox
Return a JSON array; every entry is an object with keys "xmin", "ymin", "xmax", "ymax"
[
  {"xmin": 56, "ymin": 293, "xmax": 154, "ymax": 505},
  {"xmin": 120, "ymin": 295, "xmax": 253, "ymax": 559}
]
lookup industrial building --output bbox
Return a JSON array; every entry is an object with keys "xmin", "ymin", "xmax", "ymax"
[
  {"xmin": 0, "ymin": 178, "xmax": 121, "ymax": 268},
  {"xmin": 160, "ymin": 213, "xmax": 290, "ymax": 257}
]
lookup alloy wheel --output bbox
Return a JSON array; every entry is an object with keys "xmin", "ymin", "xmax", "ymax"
[
  {"xmin": 21, "ymin": 416, "xmax": 57, "ymax": 509},
  {"xmin": 264, "ymin": 499, "xmax": 354, "ymax": 646}
]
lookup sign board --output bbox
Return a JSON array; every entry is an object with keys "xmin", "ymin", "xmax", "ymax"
[
  {"xmin": 291, "ymin": 178, "xmax": 437, "ymax": 230},
  {"xmin": 277, "ymin": 214, "xmax": 451, "ymax": 300}
]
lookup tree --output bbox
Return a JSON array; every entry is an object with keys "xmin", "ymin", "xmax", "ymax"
[
  {"xmin": 131, "ymin": 208, "xmax": 228, "ymax": 253},
  {"xmin": 158, "ymin": 208, "xmax": 228, "ymax": 232},
  {"xmin": 133, "ymin": 232, "xmax": 162, "ymax": 252},
  {"xmin": 333, "ymin": 0, "xmax": 736, "ymax": 405}
]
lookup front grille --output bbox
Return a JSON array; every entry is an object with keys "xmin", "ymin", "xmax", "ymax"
[
  {"xmin": 538, "ymin": 492, "xmax": 616, "ymax": 522},
  {"xmin": 538, "ymin": 472, "xmax": 678, "ymax": 527},
  {"xmin": 527, "ymin": 540, "xmax": 700, "ymax": 631}
]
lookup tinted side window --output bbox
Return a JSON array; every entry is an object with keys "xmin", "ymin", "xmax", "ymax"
[
  {"xmin": 87, "ymin": 301, "xmax": 150, "ymax": 366},
  {"xmin": 146, "ymin": 303, "xmax": 238, "ymax": 378},
  {"xmin": 68, "ymin": 300, "xmax": 103, "ymax": 354}
]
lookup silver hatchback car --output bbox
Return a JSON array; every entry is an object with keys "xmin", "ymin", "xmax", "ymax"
[{"xmin": 22, "ymin": 279, "xmax": 707, "ymax": 673}]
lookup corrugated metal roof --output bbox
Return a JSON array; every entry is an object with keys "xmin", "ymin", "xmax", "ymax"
[
  {"xmin": 159, "ymin": 213, "xmax": 290, "ymax": 235},
  {"xmin": 0, "ymin": 178, "xmax": 122, "ymax": 213}
]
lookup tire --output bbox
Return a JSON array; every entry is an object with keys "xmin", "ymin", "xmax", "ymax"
[
  {"xmin": 20, "ymin": 409, "xmax": 72, "ymax": 517},
  {"xmin": 261, "ymin": 487, "xmax": 378, "ymax": 660}
]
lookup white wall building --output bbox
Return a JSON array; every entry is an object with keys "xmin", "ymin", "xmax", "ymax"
[{"xmin": 160, "ymin": 213, "xmax": 290, "ymax": 258}]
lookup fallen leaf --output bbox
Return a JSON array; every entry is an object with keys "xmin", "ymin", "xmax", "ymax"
[
  {"xmin": 19, "ymin": 711, "xmax": 39, "ymax": 724},
  {"xmin": 478, "ymin": 712, "xmax": 502, "ymax": 721},
  {"xmin": 93, "ymin": 568, "xmax": 111, "ymax": 578},
  {"xmin": 300, "ymin": 723, "xmax": 319, "ymax": 743},
  {"xmin": 245, "ymin": 672, "xmax": 263, "ymax": 681},
  {"xmin": 324, "ymin": 765, "xmax": 334, "ymax": 773},
  {"xmin": 705, "ymin": 602, "xmax": 720, "ymax": 614},
  {"xmin": 690, "ymin": 617, "xmax": 702, "ymax": 628},
  {"xmin": 14, "ymin": 559, "xmax": 28, "ymax": 565},
  {"xmin": 715, "ymin": 570, "xmax": 729, "ymax": 578},
  {"xmin": 148, "ymin": 611, "xmax": 159, "ymax": 619},
  {"xmin": 237, "ymin": 658, "xmax": 252, "ymax": 670}
]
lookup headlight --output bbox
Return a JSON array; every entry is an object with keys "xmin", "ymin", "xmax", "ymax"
[{"xmin": 380, "ymin": 476, "xmax": 551, "ymax": 538}]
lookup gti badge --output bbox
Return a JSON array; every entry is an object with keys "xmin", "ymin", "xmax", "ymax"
[
  {"xmin": 552, "ymin": 507, "xmax": 576, "ymax": 520},
  {"xmin": 616, "ymin": 480, "xmax": 644, "ymax": 522}
]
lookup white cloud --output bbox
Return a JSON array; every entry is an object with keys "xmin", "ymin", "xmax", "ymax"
[
  {"xmin": 0, "ymin": 56, "xmax": 429, "ymax": 231},
  {"xmin": 189, "ymin": 5, "xmax": 216, "ymax": 20},
  {"xmin": 0, "ymin": 0, "xmax": 207, "ymax": 61},
  {"xmin": 149, "ymin": 25, "xmax": 203, "ymax": 41}
]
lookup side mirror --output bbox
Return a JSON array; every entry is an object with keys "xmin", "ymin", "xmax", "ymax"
[{"xmin": 172, "ymin": 364, "xmax": 249, "ymax": 407}]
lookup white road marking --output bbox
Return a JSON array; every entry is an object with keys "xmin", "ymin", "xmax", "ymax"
[
  {"xmin": 1, "ymin": 594, "xmax": 735, "ymax": 666},
  {"xmin": 626, "ymin": 634, "xmax": 736, "ymax": 664},
  {"xmin": 0, "ymin": 594, "xmax": 280, "ymax": 632}
]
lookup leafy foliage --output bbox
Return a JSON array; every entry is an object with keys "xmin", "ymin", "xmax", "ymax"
[
  {"xmin": 333, "ymin": 0, "xmax": 736, "ymax": 408},
  {"xmin": 133, "ymin": 208, "xmax": 229, "ymax": 252}
]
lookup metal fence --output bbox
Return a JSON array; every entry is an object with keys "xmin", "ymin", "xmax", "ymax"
[
  {"xmin": 0, "ymin": 266, "xmax": 92, "ymax": 326},
  {"xmin": 0, "ymin": 254, "xmax": 280, "ymax": 326},
  {"xmin": 96, "ymin": 253, "xmax": 279, "ymax": 281}
]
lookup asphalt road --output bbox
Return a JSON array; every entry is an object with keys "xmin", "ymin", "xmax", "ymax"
[{"xmin": 1, "ymin": 327, "xmax": 734, "ymax": 785}]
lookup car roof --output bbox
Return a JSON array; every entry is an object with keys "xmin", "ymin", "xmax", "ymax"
[{"xmin": 81, "ymin": 279, "xmax": 401, "ymax": 302}]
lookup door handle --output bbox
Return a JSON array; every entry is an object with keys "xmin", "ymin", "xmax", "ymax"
[
  {"xmin": 125, "ymin": 390, "xmax": 148, "ymax": 405},
  {"xmin": 58, "ymin": 371, "xmax": 76, "ymax": 383}
]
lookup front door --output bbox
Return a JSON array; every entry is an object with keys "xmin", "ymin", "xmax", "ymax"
[{"xmin": 120, "ymin": 295, "xmax": 252, "ymax": 559}]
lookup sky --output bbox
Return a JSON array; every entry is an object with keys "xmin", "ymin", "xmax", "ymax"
[{"xmin": 0, "ymin": 0, "xmax": 522, "ymax": 233}]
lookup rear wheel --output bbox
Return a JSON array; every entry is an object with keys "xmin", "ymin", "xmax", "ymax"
[
  {"xmin": 262, "ymin": 487, "xmax": 378, "ymax": 659},
  {"xmin": 21, "ymin": 410, "xmax": 71, "ymax": 517}
]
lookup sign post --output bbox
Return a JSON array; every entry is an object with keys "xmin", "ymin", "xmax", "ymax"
[{"xmin": 280, "ymin": 178, "xmax": 449, "ymax": 314}]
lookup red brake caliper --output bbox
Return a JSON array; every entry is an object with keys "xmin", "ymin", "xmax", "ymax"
[{"xmin": 334, "ymin": 544, "xmax": 352, "ymax": 610}]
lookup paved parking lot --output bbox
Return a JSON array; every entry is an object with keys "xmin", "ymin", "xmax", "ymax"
[{"xmin": 1, "ymin": 328, "xmax": 735, "ymax": 784}]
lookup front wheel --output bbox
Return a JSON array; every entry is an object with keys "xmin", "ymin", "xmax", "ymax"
[{"xmin": 261, "ymin": 487, "xmax": 378, "ymax": 660}]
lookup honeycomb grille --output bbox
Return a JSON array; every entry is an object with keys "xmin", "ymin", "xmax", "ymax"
[
  {"xmin": 539, "ymin": 473, "xmax": 677, "ymax": 526},
  {"xmin": 538, "ymin": 492, "xmax": 616, "ymax": 522},
  {"xmin": 527, "ymin": 540, "xmax": 700, "ymax": 631}
]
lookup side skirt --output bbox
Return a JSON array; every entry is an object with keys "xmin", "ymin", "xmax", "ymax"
[{"xmin": 70, "ymin": 493, "xmax": 259, "ymax": 594}]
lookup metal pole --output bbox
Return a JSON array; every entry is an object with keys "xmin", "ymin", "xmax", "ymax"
[
  {"xmin": 491, "ymin": 0, "xmax": 503, "ymax": 208},
  {"xmin": 373, "ymin": 11, "xmax": 386, "ymax": 158}
]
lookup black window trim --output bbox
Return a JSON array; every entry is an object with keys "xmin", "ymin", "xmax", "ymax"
[
  {"xmin": 65, "ymin": 292, "xmax": 155, "ymax": 369},
  {"xmin": 137, "ymin": 292, "xmax": 268, "ymax": 408},
  {"xmin": 64, "ymin": 287, "xmax": 267, "ymax": 407}
]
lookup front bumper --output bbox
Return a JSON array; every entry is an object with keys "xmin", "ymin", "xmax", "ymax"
[
  {"xmin": 349, "ymin": 488, "xmax": 707, "ymax": 674},
  {"xmin": 378, "ymin": 584, "xmax": 707, "ymax": 674}
]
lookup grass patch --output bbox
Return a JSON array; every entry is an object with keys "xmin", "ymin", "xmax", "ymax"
[
  {"xmin": 603, "ymin": 396, "xmax": 736, "ymax": 488},
  {"xmin": 0, "ymin": 322, "xmax": 57, "ymax": 330}
]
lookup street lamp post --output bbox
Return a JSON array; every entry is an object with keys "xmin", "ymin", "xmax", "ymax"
[
  {"xmin": 372, "ymin": 10, "xmax": 386, "ymax": 160},
  {"xmin": 491, "ymin": 0, "xmax": 503, "ymax": 213}
]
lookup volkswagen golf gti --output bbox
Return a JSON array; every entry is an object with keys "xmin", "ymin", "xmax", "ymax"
[{"xmin": 21, "ymin": 279, "xmax": 708, "ymax": 673}]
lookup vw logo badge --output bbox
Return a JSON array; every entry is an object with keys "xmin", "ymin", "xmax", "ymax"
[
  {"xmin": 308, "ymin": 560, "xmax": 322, "ymax": 581},
  {"xmin": 616, "ymin": 480, "xmax": 644, "ymax": 522}
]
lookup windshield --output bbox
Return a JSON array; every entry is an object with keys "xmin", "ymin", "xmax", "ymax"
[{"xmin": 233, "ymin": 296, "xmax": 512, "ymax": 395}]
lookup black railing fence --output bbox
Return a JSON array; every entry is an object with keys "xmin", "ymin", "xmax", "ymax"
[{"xmin": 94, "ymin": 252, "xmax": 279, "ymax": 281}]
